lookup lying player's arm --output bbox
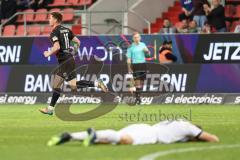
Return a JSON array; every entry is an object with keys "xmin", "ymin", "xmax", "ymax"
[
  {"xmin": 198, "ymin": 131, "xmax": 219, "ymax": 142},
  {"xmin": 72, "ymin": 36, "xmax": 80, "ymax": 47},
  {"xmin": 43, "ymin": 42, "xmax": 60, "ymax": 58}
]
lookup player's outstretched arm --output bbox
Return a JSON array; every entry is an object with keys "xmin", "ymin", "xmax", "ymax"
[
  {"xmin": 72, "ymin": 36, "xmax": 80, "ymax": 47},
  {"xmin": 198, "ymin": 131, "xmax": 219, "ymax": 142},
  {"xmin": 43, "ymin": 42, "xmax": 60, "ymax": 57}
]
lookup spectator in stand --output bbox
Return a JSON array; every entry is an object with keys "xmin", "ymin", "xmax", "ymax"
[
  {"xmin": 203, "ymin": 0, "xmax": 226, "ymax": 32},
  {"xmin": 159, "ymin": 41, "xmax": 177, "ymax": 64},
  {"xmin": 30, "ymin": 0, "xmax": 53, "ymax": 10},
  {"xmin": 192, "ymin": 0, "xmax": 210, "ymax": 28},
  {"xmin": 201, "ymin": 21, "xmax": 212, "ymax": 33},
  {"xmin": 177, "ymin": 19, "xmax": 189, "ymax": 33},
  {"xmin": 17, "ymin": 0, "xmax": 52, "ymax": 10},
  {"xmin": 1, "ymin": 0, "xmax": 17, "ymax": 24},
  {"xmin": 159, "ymin": 18, "xmax": 176, "ymax": 33},
  {"xmin": 17, "ymin": 0, "xmax": 31, "ymax": 10},
  {"xmin": 179, "ymin": 0, "xmax": 194, "ymax": 21},
  {"xmin": 188, "ymin": 20, "xmax": 198, "ymax": 33}
]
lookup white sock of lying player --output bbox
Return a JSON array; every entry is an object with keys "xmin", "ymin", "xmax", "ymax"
[
  {"xmin": 70, "ymin": 131, "xmax": 88, "ymax": 141},
  {"xmin": 70, "ymin": 130, "xmax": 121, "ymax": 144}
]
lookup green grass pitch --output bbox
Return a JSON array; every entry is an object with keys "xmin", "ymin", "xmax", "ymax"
[{"xmin": 0, "ymin": 104, "xmax": 240, "ymax": 160}]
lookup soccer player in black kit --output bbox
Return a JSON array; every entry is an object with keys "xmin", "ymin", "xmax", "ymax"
[{"xmin": 39, "ymin": 12, "xmax": 108, "ymax": 115}]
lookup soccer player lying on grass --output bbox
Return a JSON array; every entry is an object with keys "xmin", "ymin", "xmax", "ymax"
[{"xmin": 47, "ymin": 119, "xmax": 219, "ymax": 146}]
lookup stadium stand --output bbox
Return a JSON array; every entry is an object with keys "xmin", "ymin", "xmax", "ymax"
[
  {"xmin": 41, "ymin": 25, "xmax": 52, "ymax": 35},
  {"xmin": 1, "ymin": 0, "xmax": 240, "ymax": 36},
  {"xmin": 2, "ymin": 25, "xmax": 16, "ymax": 36},
  {"xmin": 16, "ymin": 25, "xmax": 25, "ymax": 36},
  {"xmin": 48, "ymin": 0, "xmax": 67, "ymax": 7},
  {"xmin": 17, "ymin": 9, "xmax": 35, "ymax": 23},
  {"xmin": 62, "ymin": 8, "xmax": 74, "ymax": 22},
  {"xmin": 143, "ymin": 0, "xmax": 240, "ymax": 33},
  {"xmin": 1, "ymin": 0, "xmax": 96, "ymax": 36},
  {"xmin": 225, "ymin": 0, "xmax": 240, "ymax": 32},
  {"xmin": 34, "ymin": 9, "xmax": 48, "ymax": 22},
  {"xmin": 28, "ymin": 25, "xmax": 41, "ymax": 36},
  {"xmin": 143, "ymin": 1, "xmax": 181, "ymax": 33}
]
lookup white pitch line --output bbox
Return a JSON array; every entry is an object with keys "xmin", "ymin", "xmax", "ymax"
[{"xmin": 139, "ymin": 144, "xmax": 240, "ymax": 160}]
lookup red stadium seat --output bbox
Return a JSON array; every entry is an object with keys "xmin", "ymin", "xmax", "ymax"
[
  {"xmin": 234, "ymin": 6, "xmax": 240, "ymax": 18},
  {"xmin": 16, "ymin": 15, "xmax": 23, "ymax": 23},
  {"xmin": 151, "ymin": 23, "xmax": 162, "ymax": 29},
  {"xmin": 49, "ymin": 0, "xmax": 67, "ymax": 6},
  {"xmin": 156, "ymin": 18, "xmax": 163, "ymax": 24},
  {"xmin": 168, "ymin": 6, "xmax": 182, "ymax": 13},
  {"xmin": 143, "ymin": 28, "xmax": 148, "ymax": 34},
  {"xmin": 169, "ymin": 17, "xmax": 179, "ymax": 24},
  {"xmin": 72, "ymin": 24, "xmax": 82, "ymax": 35},
  {"xmin": 28, "ymin": 26, "xmax": 41, "ymax": 36},
  {"xmin": 3, "ymin": 25, "xmax": 16, "ymax": 36},
  {"xmin": 174, "ymin": 1, "xmax": 181, "ymax": 8},
  {"xmin": 226, "ymin": 21, "xmax": 231, "ymax": 31},
  {"xmin": 62, "ymin": 8, "xmax": 74, "ymax": 22},
  {"xmin": 79, "ymin": 0, "xmax": 92, "ymax": 6},
  {"xmin": 34, "ymin": 9, "xmax": 48, "ymax": 22},
  {"xmin": 162, "ymin": 12, "xmax": 170, "ymax": 19},
  {"xmin": 151, "ymin": 27, "xmax": 160, "ymax": 33},
  {"xmin": 49, "ymin": 8, "xmax": 61, "ymax": 13},
  {"xmin": 17, "ymin": 9, "xmax": 35, "ymax": 23},
  {"xmin": 168, "ymin": 12, "xmax": 180, "ymax": 18},
  {"xmin": 16, "ymin": 25, "xmax": 26, "ymax": 36},
  {"xmin": 41, "ymin": 26, "xmax": 52, "ymax": 35},
  {"xmin": 67, "ymin": 0, "xmax": 79, "ymax": 5},
  {"xmin": 225, "ymin": 5, "xmax": 233, "ymax": 18}
]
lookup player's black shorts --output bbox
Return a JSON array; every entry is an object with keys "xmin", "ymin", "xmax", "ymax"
[
  {"xmin": 132, "ymin": 63, "xmax": 147, "ymax": 80},
  {"xmin": 55, "ymin": 56, "xmax": 76, "ymax": 81}
]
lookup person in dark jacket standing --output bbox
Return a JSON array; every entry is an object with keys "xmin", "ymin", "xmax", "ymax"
[
  {"xmin": 179, "ymin": 0, "xmax": 194, "ymax": 21},
  {"xmin": 203, "ymin": 0, "xmax": 226, "ymax": 32},
  {"xmin": 192, "ymin": 0, "xmax": 209, "ymax": 28}
]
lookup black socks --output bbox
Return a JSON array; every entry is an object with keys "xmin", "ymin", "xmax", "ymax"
[
  {"xmin": 50, "ymin": 88, "xmax": 61, "ymax": 107},
  {"xmin": 76, "ymin": 80, "xmax": 94, "ymax": 88}
]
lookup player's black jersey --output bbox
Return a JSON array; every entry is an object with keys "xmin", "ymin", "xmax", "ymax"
[{"xmin": 50, "ymin": 25, "xmax": 75, "ymax": 62}]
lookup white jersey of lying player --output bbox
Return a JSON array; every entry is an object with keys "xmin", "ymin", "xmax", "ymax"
[
  {"xmin": 118, "ymin": 120, "xmax": 202, "ymax": 145},
  {"xmin": 118, "ymin": 123, "xmax": 158, "ymax": 145},
  {"xmin": 52, "ymin": 119, "xmax": 218, "ymax": 147}
]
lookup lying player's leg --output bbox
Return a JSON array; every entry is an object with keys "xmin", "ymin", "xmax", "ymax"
[
  {"xmin": 39, "ymin": 75, "xmax": 64, "ymax": 115},
  {"xmin": 83, "ymin": 128, "xmax": 122, "ymax": 146},
  {"xmin": 47, "ymin": 128, "xmax": 133, "ymax": 146},
  {"xmin": 82, "ymin": 125, "xmax": 157, "ymax": 146}
]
